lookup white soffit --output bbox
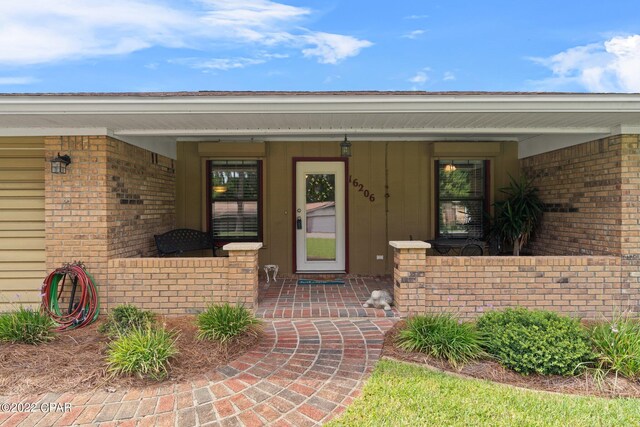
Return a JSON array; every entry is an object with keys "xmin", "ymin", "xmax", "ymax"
[
  {"xmin": 0, "ymin": 93, "xmax": 639, "ymax": 159},
  {"xmin": 117, "ymin": 136, "xmax": 177, "ymax": 159},
  {"xmin": 517, "ymin": 133, "xmax": 611, "ymax": 158}
]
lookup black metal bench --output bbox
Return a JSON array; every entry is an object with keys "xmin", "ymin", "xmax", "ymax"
[{"xmin": 154, "ymin": 228, "xmax": 218, "ymax": 257}]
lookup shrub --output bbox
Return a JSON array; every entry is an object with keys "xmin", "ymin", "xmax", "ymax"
[
  {"xmin": 99, "ymin": 304, "xmax": 156, "ymax": 337},
  {"xmin": 590, "ymin": 313, "xmax": 640, "ymax": 379},
  {"xmin": 477, "ymin": 308, "xmax": 594, "ymax": 376},
  {"xmin": 0, "ymin": 307, "xmax": 56, "ymax": 345},
  {"xmin": 396, "ymin": 313, "xmax": 486, "ymax": 368},
  {"xmin": 106, "ymin": 327, "xmax": 178, "ymax": 380},
  {"xmin": 197, "ymin": 303, "xmax": 262, "ymax": 343}
]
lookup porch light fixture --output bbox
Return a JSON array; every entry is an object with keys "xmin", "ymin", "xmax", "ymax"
[
  {"xmin": 444, "ymin": 163, "xmax": 457, "ymax": 173},
  {"xmin": 340, "ymin": 134, "xmax": 352, "ymax": 157},
  {"xmin": 50, "ymin": 153, "xmax": 71, "ymax": 174}
]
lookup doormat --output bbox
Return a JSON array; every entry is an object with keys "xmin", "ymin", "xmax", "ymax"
[{"xmin": 296, "ymin": 279, "xmax": 345, "ymax": 285}]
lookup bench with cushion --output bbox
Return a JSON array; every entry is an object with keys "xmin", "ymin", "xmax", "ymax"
[{"xmin": 154, "ymin": 228, "xmax": 218, "ymax": 257}]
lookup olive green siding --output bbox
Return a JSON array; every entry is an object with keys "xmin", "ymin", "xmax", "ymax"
[{"xmin": 176, "ymin": 140, "xmax": 519, "ymax": 275}]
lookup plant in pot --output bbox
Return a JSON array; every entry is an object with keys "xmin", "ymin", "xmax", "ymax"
[{"xmin": 492, "ymin": 175, "xmax": 544, "ymax": 256}]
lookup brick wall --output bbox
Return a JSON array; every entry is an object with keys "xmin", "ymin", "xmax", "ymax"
[
  {"xmin": 390, "ymin": 243, "xmax": 636, "ymax": 320},
  {"xmin": 619, "ymin": 135, "xmax": 640, "ymax": 257},
  {"xmin": 227, "ymin": 247, "xmax": 261, "ymax": 309},
  {"xmin": 45, "ymin": 136, "xmax": 261, "ymax": 315},
  {"xmin": 423, "ymin": 256, "xmax": 623, "ymax": 320},
  {"xmin": 107, "ymin": 257, "xmax": 228, "ymax": 315},
  {"xmin": 391, "ymin": 242, "xmax": 428, "ymax": 313},
  {"xmin": 45, "ymin": 136, "xmax": 176, "ymax": 304},
  {"xmin": 107, "ymin": 244, "xmax": 262, "ymax": 314},
  {"xmin": 520, "ymin": 136, "xmax": 624, "ymax": 256},
  {"xmin": 520, "ymin": 134, "xmax": 640, "ymax": 257},
  {"xmin": 106, "ymin": 138, "xmax": 176, "ymax": 258},
  {"xmin": 45, "ymin": 136, "xmax": 110, "ymax": 288}
]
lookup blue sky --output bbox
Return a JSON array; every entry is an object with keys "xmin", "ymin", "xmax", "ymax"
[{"xmin": 1, "ymin": 0, "xmax": 639, "ymax": 93}]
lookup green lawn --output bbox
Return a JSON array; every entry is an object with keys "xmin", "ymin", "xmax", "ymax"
[
  {"xmin": 327, "ymin": 360, "xmax": 640, "ymax": 427},
  {"xmin": 306, "ymin": 237, "xmax": 336, "ymax": 260}
]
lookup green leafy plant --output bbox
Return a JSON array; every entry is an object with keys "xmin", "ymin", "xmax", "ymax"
[
  {"xmin": 197, "ymin": 303, "xmax": 262, "ymax": 343},
  {"xmin": 477, "ymin": 308, "xmax": 593, "ymax": 376},
  {"xmin": 99, "ymin": 304, "xmax": 156, "ymax": 337},
  {"xmin": 106, "ymin": 327, "xmax": 178, "ymax": 380},
  {"xmin": 0, "ymin": 307, "xmax": 56, "ymax": 345},
  {"xmin": 396, "ymin": 313, "xmax": 486, "ymax": 368},
  {"xmin": 590, "ymin": 312, "xmax": 640, "ymax": 379},
  {"xmin": 493, "ymin": 175, "xmax": 544, "ymax": 255}
]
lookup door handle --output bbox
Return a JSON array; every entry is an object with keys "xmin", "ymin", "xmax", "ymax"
[{"xmin": 296, "ymin": 216, "xmax": 303, "ymax": 230}]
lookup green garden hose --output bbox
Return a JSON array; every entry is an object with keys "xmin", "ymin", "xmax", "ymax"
[{"xmin": 41, "ymin": 263, "xmax": 100, "ymax": 331}]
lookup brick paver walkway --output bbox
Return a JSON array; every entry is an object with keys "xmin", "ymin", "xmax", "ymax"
[
  {"xmin": 257, "ymin": 277, "xmax": 399, "ymax": 319},
  {"xmin": 0, "ymin": 318, "xmax": 395, "ymax": 426}
]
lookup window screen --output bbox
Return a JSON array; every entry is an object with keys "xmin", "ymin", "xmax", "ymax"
[
  {"xmin": 209, "ymin": 160, "xmax": 261, "ymax": 243},
  {"xmin": 437, "ymin": 160, "xmax": 487, "ymax": 238}
]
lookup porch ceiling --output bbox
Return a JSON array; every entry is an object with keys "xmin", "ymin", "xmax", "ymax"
[{"xmin": 1, "ymin": 92, "xmax": 639, "ymax": 159}]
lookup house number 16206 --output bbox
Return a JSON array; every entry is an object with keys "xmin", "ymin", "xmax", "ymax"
[{"xmin": 348, "ymin": 175, "xmax": 376, "ymax": 202}]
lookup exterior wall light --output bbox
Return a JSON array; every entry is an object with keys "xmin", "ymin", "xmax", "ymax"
[
  {"xmin": 340, "ymin": 135, "xmax": 352, "ymax": 157},
  {"xmin": 50, "ymin": 153, "xmax": 71, "ymax": 174}
]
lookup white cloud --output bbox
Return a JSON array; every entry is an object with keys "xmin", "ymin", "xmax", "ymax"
[
  {"xmin": 0, "ymin": 1, "xmax": 372, "ymax": 66},
  {"xmin": 402, "ymin": 30, "xmax": 425, "ymax": 40},
  {"xmin": 409, "ymin": 70, "xmax": 429, "ymax": 85},
  {"xmin": 171, "ymin": 51, "xmax": 289, "ymax": 71},
  {"xmin": 260, "ymin": 53, "xmax": 290, "ymax": 59},
  {"xmin": 302, "ymin": 33, "xmax": 373, "ymax": 64},
  {"xmin": 176, "ymin": 57, "xmax": 267, "ymax": 70},
  {"xmin": 531, "ymin": 35, "xmax": 640, "ymax": 92},
  {"xmin": 0, "ymin": 1, "xmax": 189, "ymax": 65},
  {"xmin": 323, "ymin": 74, "xmax": 341, "ymax": 84},
  {"xmin": 443, "ymin": 71, "xmax": 456, "ymax": 81},
  {"xmin": 405, "ymin": 14, "xmax": 429, "ymax": 19},
  {"xmin": 0, "ymin": 76, "xmax": 38, "ymax": 85}
]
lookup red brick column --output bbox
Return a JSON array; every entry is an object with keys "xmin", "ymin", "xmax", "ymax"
[
  {"xmin": 224, "ymin": 243, "xmax": 263, "ymax": 311},
  {"xmin": 389, "ymin": 241, "xmax": 430, "ymax": 315}
]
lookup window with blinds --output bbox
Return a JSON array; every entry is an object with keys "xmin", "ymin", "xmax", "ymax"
[
  {"xmin": 436, "ymin": 160, "xmax": 488, "ymax": 239},
  {"xmin": 208, "ymin": 160, "xmax": 262, "ymax": 243}
]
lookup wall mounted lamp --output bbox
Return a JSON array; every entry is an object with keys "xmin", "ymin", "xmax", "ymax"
[
  {"xmin": 50, "ymin": 153, "xmax": 71, "ymax": 174},
  {"xmin": 340, "ymin": 134, "xmax": 352, "ymax": 158}
]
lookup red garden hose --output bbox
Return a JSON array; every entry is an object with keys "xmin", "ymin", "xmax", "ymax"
[{"xmin": 41, "ymin": 262, "xmax": 100, "ymax": 331}]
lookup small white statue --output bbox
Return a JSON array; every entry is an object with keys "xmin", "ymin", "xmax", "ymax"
[{"xmin": 363, "ymin": 290, "xmax": 393, "ymax": 311}]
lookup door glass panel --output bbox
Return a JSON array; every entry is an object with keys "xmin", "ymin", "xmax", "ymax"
[{"xmin": 305, "ymin": 173, "xmax": 336, "ymax": 261}]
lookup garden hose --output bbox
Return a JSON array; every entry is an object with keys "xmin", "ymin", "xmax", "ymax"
[{"xmin": 41, "ymin": 262, "xmax": 100, "ymax": 331}]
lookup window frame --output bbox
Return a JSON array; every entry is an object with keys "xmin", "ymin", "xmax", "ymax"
[
  {"xmin": 206, "ymin": 159, "xmax": 263, "ymax": 246},
  {"xmin": 434, "ymin": 159, "xmax": 490, "ymax": 239}
]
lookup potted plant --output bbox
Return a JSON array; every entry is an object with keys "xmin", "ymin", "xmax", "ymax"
[{"xmin": 492, "ymin": 175, "xmax": 544, "ymax": 256}]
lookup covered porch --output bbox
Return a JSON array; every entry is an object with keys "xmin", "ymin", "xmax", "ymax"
[{"xmin": 1, "ymin": 92, "xmax": 640, "ymax": 317}]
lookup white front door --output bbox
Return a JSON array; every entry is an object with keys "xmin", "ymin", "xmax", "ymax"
[{"xmin": 295, "ymin": 161, "xmax": 346, "ymax": 272}]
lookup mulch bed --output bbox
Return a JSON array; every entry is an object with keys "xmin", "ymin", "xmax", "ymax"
[
  {"xmin": 0, "ymin": 316, "xmax": 261, "ymax": 396},
  {"xmin": 383, "ymin": 320, "xmax": 640, "ymax": 399}
]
